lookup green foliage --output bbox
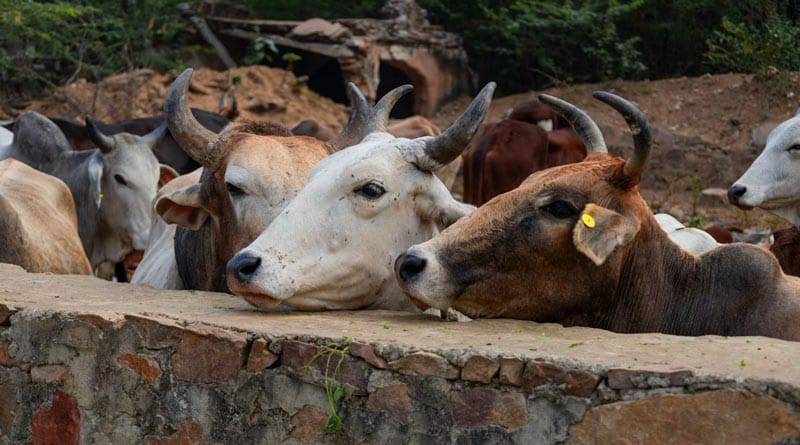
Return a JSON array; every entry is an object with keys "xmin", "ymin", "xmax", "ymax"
[
  {"xmin": 0, "ymin": 0, "xmax": 197, "ymax": 98},
  {"xmin": 304, "ymin": 340, "xmax": 351, "ymax": 433},
  {"xmin": 421, "ymin": 0, "xmax": 648, "ymax": 93},
  {"xmin": 706, "ymin": 16, "xmax": 800, "ymax": 73},
  {"xmin": 243, "ymin": 0, "xmax": 383, "ymax": 20}
]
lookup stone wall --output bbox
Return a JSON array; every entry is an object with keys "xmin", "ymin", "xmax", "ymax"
[{"xmin": 1, "ymin": 264, "xmax": 800, "ymax": 444}]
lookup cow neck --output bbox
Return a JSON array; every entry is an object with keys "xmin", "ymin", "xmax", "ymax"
[
  {"xmin": 55, "ymin": 151, "xmax": 104, "ymax": 267},
  {"xmin": 596, "ymin": 213, "xmax": 800, "ymax": 339}
]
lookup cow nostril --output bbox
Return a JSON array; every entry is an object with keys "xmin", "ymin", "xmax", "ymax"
[
  {"xmin": 229, "ymin": 253, "xmax": 262, "ymax": 283},
  {"xmin": 395, "ymin": 254, "xmax": 427, "ymax": 283},
  {"xmin": 728, "ymin": 184, "xmax": 747, "ymax": 204}
]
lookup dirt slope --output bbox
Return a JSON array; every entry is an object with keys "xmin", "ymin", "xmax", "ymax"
[{"xmin": 18, "ymin": 66, "xmax": 348, "ymax": 130}]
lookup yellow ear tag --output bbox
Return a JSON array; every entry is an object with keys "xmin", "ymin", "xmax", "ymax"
[{"xmin": 581, "ymin": 213, "xmax": 596, "ymax": 229}]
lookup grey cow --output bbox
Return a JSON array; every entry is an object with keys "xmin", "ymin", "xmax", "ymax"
[{"xmin": 0, "ymin": 111, "xmax": 176, "ymax": 277}]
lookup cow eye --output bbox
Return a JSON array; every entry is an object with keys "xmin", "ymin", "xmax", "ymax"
[
  {"xmin": 226, "ymin": 182, "xmax": 246, "ymax": 197},
  {"xmin": 542, "ymin": 200, "xmax": 578, "ymax": 219},
  {"xmin": 355, "ymin": 182, "xmax": 386, "ymax": 199},
  {"xmin": 788, "ymin": 144, "xmax": 800, "ymax": 152},
  {"xmin": 114, "ymin": 174, "xmax": 127, "ymax": 186}
]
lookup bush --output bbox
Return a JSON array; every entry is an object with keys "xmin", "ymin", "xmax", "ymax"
[
  {"xmin": 421, "ymin": 0, "xmax": 647, "ymax": 94},
  {"xmin": 706, "ymin": 16, "xmax": 800, "ymax": 74},
  {"xmin": 243, "ymin": 0, "xmax": 383, "ymax": 20},
  {"xmin": 0, "ymin": 0, "xmax": 197, "ymax": 99}
]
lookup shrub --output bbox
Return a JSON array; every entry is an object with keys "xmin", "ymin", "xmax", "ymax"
[
  {"xmin": 0, "ymin": 0, "xmax": 197, "ymax": 99},
  {"xmin": 705, "ymin": 16, "xmax": 800, "ymax": 73}
]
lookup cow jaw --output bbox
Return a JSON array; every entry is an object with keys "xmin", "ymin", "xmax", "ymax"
[{"xmin": 227, "ymin": 133, "xmax": 461, "ymax": 311}]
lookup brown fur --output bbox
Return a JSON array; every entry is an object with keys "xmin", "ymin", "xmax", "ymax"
[
  {"xmin": 462, "ymin": 100, "xmax": 586, "ymax": 206},
  {"xmin": 771, "ymin": 227, "xmax": 800, "ymax": 278},
  {"xmin": 0, "ymin": 159, "xmax": 91, "ymax": 274},
  {"xmin": 428, "ymin": 153, "xmax": 800, "ymax": 340}
]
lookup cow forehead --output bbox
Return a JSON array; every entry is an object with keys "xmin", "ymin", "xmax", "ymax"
[
  {"xmin": 767, "ymin": 117, "xmax": 800, "ymax": 150},
  {"xmin": 224, "ymin": 134, "xmax": 327, "ymax": 179},
  {"xmin": 310, "ymin": 133, "xmax": 415, "ymax": 182}
]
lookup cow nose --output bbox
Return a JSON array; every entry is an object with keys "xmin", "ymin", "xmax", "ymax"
[
  {"xmin": 728, "ymin": 184, "xmax": 747, "ymax": 205},
  {"xmin": 227, "ymin": 252, "xmax": 262, "ymax": 283},
  {"xmin": 395, "ymin": 253, "xmax": 427, "ymax": 283}
]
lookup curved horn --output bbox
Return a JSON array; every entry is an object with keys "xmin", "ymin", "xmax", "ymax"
[
  {"xmin": 366, "ymin": 84, "xmax": 413, "ymax": 134},
  {"xmin": 164, "ymin": 68, "xmax": 219, "ymax": 167},
  {"xmin": 85, "ymin": 116, "xmax": 116, "ymax": 153},
  {"xmin": 140, "ymin": 120, "xmax": 168, "ymax": 148},
  {"xmin": 592, "ymin": 91, "xmax": 652, "ymax": 182},
  {"xmin": 537, "ymin": 94, "xmax": 607, "ymax": 153},
  {"xmin": 416, "ymin": 82, "xmax": 496, "ymax": 170},
  {"xmin": 326, "ymin": 82, "xmax": 371, "ymax": 151}
]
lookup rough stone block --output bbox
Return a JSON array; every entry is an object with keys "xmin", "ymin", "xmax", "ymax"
[
  {"xmin": 388, "ymin": 352, "xmax": 459, "ymax": 379},
  {"xmin": 245, "ymin": 338, "xmax": 278, "ymax": 373},
  {"xmin": 522, "ymin": 361, "xmax": 599, "ymax": 397},
  {"xmin": 451, "ymin": 387, "xmax": 527, "ymax": 431},
  {"xmin": 32, "ymin": 390, "xmax": 80, "ymax": 445},
  {"xmin": 499, "ymin": 358, "xmax": 525, "ymax": 386},
  {"xmin": 350, "ymin": 342, "xmax": 387, "ymax": 369},
  {"xmin": 461, "ymin": 355, "xmax": 499, "ymax": 384},
  {"xmin": 567, "ymin": 389, "xmax": 800, "ymax": 444},
  {"xmin": 172, "ymin": 325, "xmax": 247, "ymax": 384},
  {"xmin": 118, "ymin": 353, "xmax": 161, "ymax": 385},
  {"xmin": 366, "ymin": 383, "xmax": 412, "ymax": 422}
]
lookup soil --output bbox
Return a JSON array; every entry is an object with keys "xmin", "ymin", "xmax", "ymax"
[{"xmin": 11, "ymin": 66, "xmax": 348, "ymax": 131}]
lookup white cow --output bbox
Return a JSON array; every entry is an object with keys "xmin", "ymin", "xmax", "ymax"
[
  {"xmin": 729, "ymin": 112, "xmax": 800, "ymax": 224},
  {"xmin": 655, "ymin": 213, "xmax": 720, "ymax": 256},
  {"xmin": 226, "ymin": 83, "xmax": 496, "ymax": 311},
  {"xmin": 0, "ymin": 126, "xmax": 12, "ymax": 146}
]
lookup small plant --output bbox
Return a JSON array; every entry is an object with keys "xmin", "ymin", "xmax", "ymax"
[
  {"xmin": 304, "ymin": 339, "xmax": 351, "ymax": 433},
  {"xmin": 686, "ymin": 215, "xmax": 706, "ymax": 229},
  {"xmin": 243, "ymin": 36, "xmax": 279, "ymax": 66},
  {"xmin": 686, "ymin": 174, "xmax": 703, "ymax": 216}
]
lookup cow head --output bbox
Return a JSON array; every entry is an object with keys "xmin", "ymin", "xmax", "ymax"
[
  {"xmin": 225, "ymin": 83, "xmax": 495, "ymax": 310},
  {"xmin": 395, "ymin": 93, "xmax": 655, "ymax": 319},
  {"xmin": 729, "ymin": 112, "xmax": 800, "ymax": 225},
  {"xmin": 85, "ymin": 117, "xmax": 176, "ymax": 254},
  {"xmin": 154, "ymin": 69, "xmax": 350, "ymax": 291}
]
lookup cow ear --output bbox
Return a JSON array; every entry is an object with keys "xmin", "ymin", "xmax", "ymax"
[
  {"xmin": 158, "ymin": 164, "xmax": 179, "ymax": 187},
  {"xmin": 417, "ymin": 180, "xmax": 475, "ymax": 229},
  {"xmin": 155, "ymin": 183, "xmax": 208, "ymax": 230},
  {"xmin": 87, "ymin": 156, "xmax": 104, "ymax": 208},
  {"xmin": 573, "ymin": 203, "xmax": 639, "ymax": 266}
]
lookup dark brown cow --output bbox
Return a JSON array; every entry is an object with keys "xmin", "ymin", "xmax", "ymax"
[
  {"xmin": 396, "ymin": 93, "xmax": 800, "ymax": 341},
  {"xmin": 462, "ymin": 99, "xmax": 586, "ymax": 206},
  {"xmin": 771, "ymin": 227, "xmax": 800, "ymax": 277}
]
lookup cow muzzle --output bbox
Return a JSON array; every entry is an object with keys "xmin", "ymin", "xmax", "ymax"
[
  {"xmin": 394, "ymin": 247, "xmax": 455, "ymax": 311},
  {"xmin": 727, "ymin": 184, "xmax": 751, "ymax": 208}
]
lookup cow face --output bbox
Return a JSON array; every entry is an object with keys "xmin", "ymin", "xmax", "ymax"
[
  {"xmin": 395, "ymin": 93, "xmax": 654, "ymax": 320},
  {"xmin": 729, "ymin": 114, "xmax": 800, "ymax": 224},
  {"xmin": 225, "ymin": 83, "xmax": 496, "ymax": 311},
  {"xmin": 156, "ymin": 124, "xmax": 325, "ymax": 262},
  {"xmin": 86, "ymin": 119, "xmax": 175, "ymax": 259}
]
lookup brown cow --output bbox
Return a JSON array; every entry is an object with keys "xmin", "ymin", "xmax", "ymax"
[
  {"xmin": 770, "ymin": 227, "xmax": 800, "ymax": 277},
  {"xmin": 0, "ymin": 159, "xmax": 92, "ymax": 274},
  {"xmin": 396, "ymin": 93, "xmax": 800, "ymax": 341},
  {"xmin": 462, "ymin": 99, "xmax": 586, "ymax": 206}
]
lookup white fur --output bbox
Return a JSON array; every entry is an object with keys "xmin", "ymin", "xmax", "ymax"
[
  {"xmin": 232, "ymin": 132, "xmax": 472, "ymax": 311},
  {"xmin": 731, "ymin": 114, "xmax": 800, "ymax": 224}
]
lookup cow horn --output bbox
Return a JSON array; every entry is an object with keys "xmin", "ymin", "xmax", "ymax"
[
  {"xmin": 592, "ymin": 92, "xmax": 652, "ymax": 182},
  {"xmin": 416, "ymin": 82, "xmax": 496, "ymax": 170},
  {"xmin": 140, "ymin": 120, "xmax": 168, "ymax": 149},
  {"xmin": 326, "ymin": 82, "xmax": 371, "ymax": 151},
  {"xmin": 367, "ymin": 84, "xmax": 414, "ymax": 134},
  {"xmin": 537, "ymin": 94, "xmax": 607, "ymax": 153},
  {"xmin": 164, "ymin": 68, "xmax": 220, "ymax": 167},
  {"xmin": 85, "ymin": 115, "xmax": 116, "ymax": 153}
]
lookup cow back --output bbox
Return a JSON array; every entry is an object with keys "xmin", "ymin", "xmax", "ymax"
[
  {"xmin": 462, "ymin": 120, "xmax": 549, "ymax": 206},
  {"xmin": 0, "ymin": 159, "xmax": 91, "ymax": 274}
]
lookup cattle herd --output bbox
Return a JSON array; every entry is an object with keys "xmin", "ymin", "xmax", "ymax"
[{"xmin": 3, "ymin": 67, "xmax": 800, "ymax": 341}]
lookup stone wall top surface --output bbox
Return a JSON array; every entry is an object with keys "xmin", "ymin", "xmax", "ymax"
[{"xmin": 1, "ymin": 264, "xmax": 798, "ymax": 387}]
